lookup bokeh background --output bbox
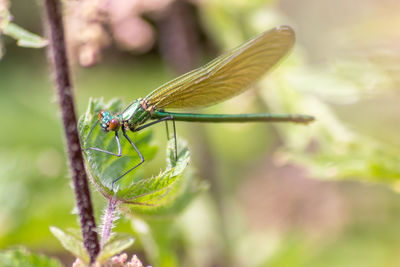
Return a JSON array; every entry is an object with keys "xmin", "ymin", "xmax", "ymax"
[{"xmin": 1, "ymin": 0, "xmax": 400, "ymax": 266}]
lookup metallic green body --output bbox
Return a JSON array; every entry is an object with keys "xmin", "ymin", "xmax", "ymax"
[
  {"xmin": 120, "ymin": 100, "xmax": 141, "ymax": 121},
  {"xmin": 120, "ymin": 99, "xmax": 152, "ymax": 131}
]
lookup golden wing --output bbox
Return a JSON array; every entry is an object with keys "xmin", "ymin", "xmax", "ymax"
[{"xmin": 145, "ymin": 25, "xmax": 295, "ymax": 109}]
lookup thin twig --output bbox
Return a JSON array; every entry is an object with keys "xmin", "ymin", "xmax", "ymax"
[{"xmin": 43, "ymin": 0, "xmax": 100, "ymax": 263}]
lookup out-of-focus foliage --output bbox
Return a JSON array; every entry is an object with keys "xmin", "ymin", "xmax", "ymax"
[
  {"xmin": 0, "ymin": 248, "xmax": 62, "ymax": 267},
  {"xmin": 0, "ymin": 0, "xmax": 47, "ymax": 59},
  {"xmin": 2, "ymin": 22, "xmax": 48, "ymax": 48},
  {"xmin": 262, "ymin": 62, "xmax": 400, "ymax": 184},
  {"xmin": 49, "ymin": 227, "xmax": 90, "ymax": 263},
  {"xmin": 50, "ymin": 226, "xmax": 135, "ymax": 265}
]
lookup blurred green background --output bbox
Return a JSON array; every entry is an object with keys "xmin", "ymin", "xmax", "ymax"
[{"xmin": 1, "ymin": 0, "xmax": 400, "ymax": 266}]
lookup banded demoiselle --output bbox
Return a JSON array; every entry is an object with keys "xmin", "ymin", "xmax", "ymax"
[{"xmin": 84, "ymin": 25, "xmax": 314, "ymax": 188}]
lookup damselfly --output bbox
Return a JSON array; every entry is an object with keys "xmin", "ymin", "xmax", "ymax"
[{"xmin": 84, "ymin": 25, "xmax": 314, "ymax": 188}]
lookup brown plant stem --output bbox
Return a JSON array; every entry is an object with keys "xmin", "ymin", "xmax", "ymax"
[{"xmin": 44, "ymin": 0, "xmax": 100, "ymax": 263}]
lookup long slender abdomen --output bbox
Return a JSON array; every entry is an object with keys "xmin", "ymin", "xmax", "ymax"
[{"xmin": 152, "ymin": 110, "xmax": 314, "ymax": 124}]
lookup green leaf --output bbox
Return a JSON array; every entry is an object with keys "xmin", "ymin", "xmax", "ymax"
[
  {"xmin": 97, "ymin": 233, "xmax": 135, "ymax": 264},
  {"xmin": 50, "ymin": 226, "xmax": 89, "ymax": 263},
  {"xmin": 51, "ymin": 227, "xmax": 135, "ymax": 264},
  {"xmin": 120, "ymin": 139, "xmax": 207, "ymax": 217},
  {"xmin": 0, "ymin": 247, "xmax": 62, "ymax": 267},
  {"xmin": 2, "ymin": 22, "xmax": 48, "ymax": 48},
  {"xmin": 119, "ymin": 139, "xmax": 190, "ymax": 202}
]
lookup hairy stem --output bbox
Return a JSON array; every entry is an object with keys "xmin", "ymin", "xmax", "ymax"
[
  {"xmin": 43, "ymin": 0, "xmax": 100, "ymax": 263},
  {"xmin": 101, "ymin": 196, "xmax": 118, "ymax": 248}
]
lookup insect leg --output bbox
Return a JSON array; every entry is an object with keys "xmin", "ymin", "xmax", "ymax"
[
  {"xmin": 164, "ymin": 120, "xmax": 177, "ymax": 161},
  {"xmin": 165, "ymin": 120, "xmax": 170, "ymax": 138},
  {"xmin": 111, "ymin": 128, "xmax": 145, "ymax": 189},
  {"xmin": 85, "ymin": 131, "xmax": 122, "ymax": 157},
  {"xmin": 171, "ymin": 118, "xmax": 177, "ymax": 161},
  {"xmin": 133, "ymin": 116, "xmax": 178, "ymax": 161},
  {"xmin": 132, "ymin": 116, "xmax": 173, "ymax": 132}
]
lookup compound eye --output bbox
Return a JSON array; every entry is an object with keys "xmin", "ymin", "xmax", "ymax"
[
  {"xmin": 98, "ymin": 110, "xmax": 107, "ymax": 120},
  {"xmin": 108, "ymin": 118, "xmax": 120, "ymax": 131}
]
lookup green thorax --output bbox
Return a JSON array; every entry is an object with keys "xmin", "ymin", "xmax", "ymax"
[{"xmin": 121, "ymin": 99, "xmax": 152, "ymax": 131}]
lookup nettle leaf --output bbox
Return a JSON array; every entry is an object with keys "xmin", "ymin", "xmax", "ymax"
[
  {"xmin": 120, "ymin": 140, "xmax": 190, "ymax": 202},
  {"xmin": 50, "ymin": 227, "xmax": 89, "ymax": 263},
  {"xmin": 0, "ymin": 247, "xmax": 62, "ymax": 267},
  {"xmin": 2, "ymin": 22, "xmax": 48, "ymax": 48},
  {"xmin": 119, "ymin": 139, "xmax": 207, "ymax": 217},
  {"xmin": 97, "ymin": 233, "xmax": 135, "ymax": 264},
  {"xmin": 78, "ymin": 98, "xmax": 158, "ymax": 198}
]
